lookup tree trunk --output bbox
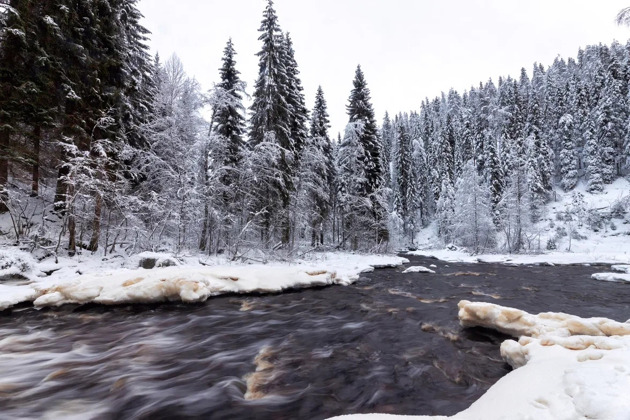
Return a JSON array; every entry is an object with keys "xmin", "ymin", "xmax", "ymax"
[
  {"xmin": 31, "ymin": 126, "xmax": 41, "ymax": 197},
  {"xmin": 88, "ymin": 192, "xmax": 103, "ymax": 252},
  {"xmin": 67, "ymin": 185, "xmax": 76, "ymax": 255},
  {"xmin": 0, "ymin": 130, "xmax": 8, "ymax": 213},
  {"xmin": 199, "ymin": 202, "xmax": 209, "ymax": 251},
  {"xmin": 54, "ymin": 164, "xmax": 70, "ymax": 214}
]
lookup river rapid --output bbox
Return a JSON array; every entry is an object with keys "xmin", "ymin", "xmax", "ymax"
[{"xmin": 0, "ymin": 255, "xmax": 628, "ymax": 420}]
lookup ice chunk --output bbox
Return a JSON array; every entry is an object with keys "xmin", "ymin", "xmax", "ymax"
[
  {"xmin": 402, "ymin": 266, "xmax": 435, "ymax": 274},
  {"xmin": 592, "ymin": 272, "xmax": 630, "ymax": 283}
]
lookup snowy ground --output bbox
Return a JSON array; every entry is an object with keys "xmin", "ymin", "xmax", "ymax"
[
  {"xmin": 329, "ymin": 301, "xmax": 630, "ymax": 420},
  {"xmin": 410, "ymin": 178, "xmax": 630, "ymax": 266},
  {"xmin": 0, "ymin": 250, "xmax": 408, "ymax": 311}
]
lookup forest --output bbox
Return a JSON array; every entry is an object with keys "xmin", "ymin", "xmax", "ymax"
[{"xmin": 1, "ymin": 0, "xmax": 629, "ymax": 258}]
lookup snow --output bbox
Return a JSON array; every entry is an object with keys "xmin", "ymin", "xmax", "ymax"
[
  {"xmin": 402, "ymin": 266, "xmax": 435, "ymax": 274},
  {"xmin": 409, "ymin": 178, "xmax": 630, "ymax": 266},
  {"xmin": 0, "ymin": 249, "xmax": 35, "ymax": 278},
  {"xmin": 611, "ymin": 265, "xmax": 630, "ymax": 273},
  {"xmin": 328, "ymin": 301, "xmax": 630, "ymax": 420},
  {"xmin": 591, "ymin": 272, "xmax": 630, "ymax": 283},
  {"xmin": 0, "ymin": 252, "xmax": 408, "ymax": 310}
]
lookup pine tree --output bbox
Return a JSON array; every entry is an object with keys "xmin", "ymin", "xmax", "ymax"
[
  {"xmin": 283, "ymin": 33, "xmax": 309, "ymax": 163},
  {"xmin": 300, "ymin": 86, "xmax": 332, "ymax": 246},
  {"xmin": 200, "ymin": 38, "xmax": 246, "ymax": 252},
  {"xmin": 380, "ymin": 112, "xmax": 395, "ymax": 189},
  {"xmin": 558, "ymin": 114, "xmax": 578, "ymax": 191},
  {"xmin": 248, "ymin": 0, "xmax": 293, "ymax": 245},
  {"xmin": 583, "ymin": 116, "xmax": 604, "ymax": 193},
  {"xmin": 393, "ymin": 121, "xmax": 414, "ymax": 242},
  {"xmin": 345, "ymin": 65, "xmax": 388, "ymax": 246},
  {"xmin": 336, "ymin": 122, "xmax": 369, "ymax": 250},
  {"xmin": 436, "ymin": 178, "xmax": 455, "ymax": 242}
]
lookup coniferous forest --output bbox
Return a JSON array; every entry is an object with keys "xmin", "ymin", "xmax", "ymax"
[{"xmin": 1, "ymin": 0, "xmax": 630, "ymax": 257}]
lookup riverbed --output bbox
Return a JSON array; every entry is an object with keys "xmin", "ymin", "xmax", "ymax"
[{"xmin": 0, "ymin": 255, "xmax": 627, "ymax": 419}]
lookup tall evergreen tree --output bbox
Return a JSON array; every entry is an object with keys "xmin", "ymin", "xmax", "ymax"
[
  {"xmin": 300, "ymin": 86, "xmax": 332, "ymax": 246},
  {"xmin": 345, "ymin": 65, "xmax": 388, "ymax": 245},
  {"xmin": 248, "ymin": 0, "xmax": 293, "ymax": 245}
]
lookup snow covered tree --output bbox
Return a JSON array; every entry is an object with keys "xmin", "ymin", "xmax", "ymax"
[
  {"xmin": 299, "ymin": 86, "xmax": 333, "ymax": 246},
  {"xmin": 336, "ymin": 122, "xmax": 371, "ymax": 250},
  {"xmin": 435, "ymin": 178, "xmax": 455, "ymax": 242},
  {"xmin": 345, "ymin": 65, "xmax": 388, "ymax": 246},
  {"xmin": 452, "ymin": 160, "xmax": 495, "ymax": 252},
  {"xmin": 200, "ymin": 38, "xmax": 247, "ymax": 253},
  {"xmin": 248, "ymin": 0, "xmax": 293, "ymax": 245},
  {"xmin": 583, "ymin": 116, "xmax": 604, "ymax": 193},
  {"xmin": 392, "ymin": 121, "xmax": 415, "ymax": 243},
  {"xmin": 558, "ymin": 114, "xmax": 579, "ymax": 191},
  {"xmin": 381, "ymin": 112, "xmax": 395, "ymax": 189}
]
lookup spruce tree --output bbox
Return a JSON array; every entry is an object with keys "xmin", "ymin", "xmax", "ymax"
[
  {"xmin": 300, "ymin": 86, "xmax": 332, "ymax": 245},
  {"xmin": 345, "ymin": 65, "xmax": 388, "ymax": 245},
  {"xmin": 248, "ymin": 0, "xmax": 293, "ymax": 245},
  {"xmin": 393, "ymin": 121, "xmax": 413, "ymax": 241},
  {"xmin": 558, "ymin": 114, "xmax": 578, "ymax": 191}
]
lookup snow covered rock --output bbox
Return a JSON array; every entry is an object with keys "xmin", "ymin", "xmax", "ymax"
[
  {"xmin": 402, "ymin": 266, "xmax": 435, "ymax": 274},
  {"xmin": 591, "ymin": 272, "xmax": 630, "ymax": 283},
  {"xmin": 136, "ymin": 252, "xmax": 181, "ymax": 269},
  {"xmin": 0, "ymin": 249, "xmax": 35, "ymax": 280}
]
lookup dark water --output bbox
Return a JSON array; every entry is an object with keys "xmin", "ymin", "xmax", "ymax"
[{"xmin": 0, "ymin": 255, "xmax": 628, "ymax": 420}]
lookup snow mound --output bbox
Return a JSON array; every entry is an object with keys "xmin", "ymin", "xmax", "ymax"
[
  {"xmin": 591, "ymin": 272, "xmax": 630, "ymax": 283},
  {"xmin": 611, "ymin": 265, "xmax": 630, "ymax": 273},
  {"xmin": 0, "ymin": 249, "xmax": 35, "ymax": 279},
  {"xmin": 402, "ymin": 266, "xmax": 435, "ymax": 274},
  {"xmin": 329, "ymin": 301, "xmax": 630, "ymax": 420},
  {"xmin": 135, "ymin": 251, "xmax": 181, "ymax": 269},
  {"xmin": 458, "ymin": 300, "xmax": 630, "ymax": 338}
]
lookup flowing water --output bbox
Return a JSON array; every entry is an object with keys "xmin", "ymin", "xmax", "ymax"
[{"xmin": 0, "ymin": 255, "xmax": 629, "ymax": 420}]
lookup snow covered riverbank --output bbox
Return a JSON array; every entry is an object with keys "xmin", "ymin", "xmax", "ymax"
[
  {"xmin": 329, "ymin": 301, "xmax": 630, "ymax": 420},
  {"xmin": 0, "ymin": 251, "xmax": 408, "ymax": 311},
  {"xmin": 407, "ymin": 248, "xmax": 630, "ymax": 266}
]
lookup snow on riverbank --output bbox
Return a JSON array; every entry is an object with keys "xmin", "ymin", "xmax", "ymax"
[
  {"xmin": 329, "ymin": 301, "xmax": 630, "ymax": 420},
  {"xmin": 408, "ymin": 247, "xmax": 630, "ymax": 266},
  {"xmin": 409, "ymin": 178, "xmax": 630, "ymax": 267},
  {"xmin": 0, "ymin": 251, "xmax": 408, "ymax": 310}
]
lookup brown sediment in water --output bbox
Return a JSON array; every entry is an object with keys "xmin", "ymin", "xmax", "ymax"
[
  {"xmin": 471, "ymin": 290, "xmax": 502, "ymax": 299},
  {"xmin": 388, "ymin": 288, "xmax": 448, "ymax": 304},
  {"xmin": 421, "ymin": 323, "xmax": 460, "ymax": 342},
  {"xmin": 244, "ymin": 346, "xmax": 278, "ymax": 400}
]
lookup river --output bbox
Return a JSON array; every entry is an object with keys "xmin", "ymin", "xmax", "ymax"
[{"xmin": 0, "ymin": 255, "xmax": 628, "ymax": 419}]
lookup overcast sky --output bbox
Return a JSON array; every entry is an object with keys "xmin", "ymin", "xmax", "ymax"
[{"xmin": 138, "ymin": 0, "xmax": 630, "ymax": 137}]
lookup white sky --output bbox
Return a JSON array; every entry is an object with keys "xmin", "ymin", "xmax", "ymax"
[{"xmin": 138, "ymin": 0, "xmax": 630, "ymax": 137}]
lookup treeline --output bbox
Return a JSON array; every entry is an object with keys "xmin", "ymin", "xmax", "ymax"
[
  {"xmin": 386, "ymin": 41, "xmax": 630, "ymax": 252},
  {"xmin": 1, "ymin": 0, "xmax": 629, "ymax": 257}
]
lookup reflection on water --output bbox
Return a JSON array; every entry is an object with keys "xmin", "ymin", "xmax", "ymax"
[{"xmin": 0, "ymin": 256, "xmax": 628, "ymax": 419}]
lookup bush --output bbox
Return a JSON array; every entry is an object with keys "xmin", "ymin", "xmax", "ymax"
[
  {"xmin": 0, "ymin": 249, "xmax": 35, "ymax": 279},
  {"xmin": 546, "ymin": 238, "xmax": 557, "ymax": 250}
]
